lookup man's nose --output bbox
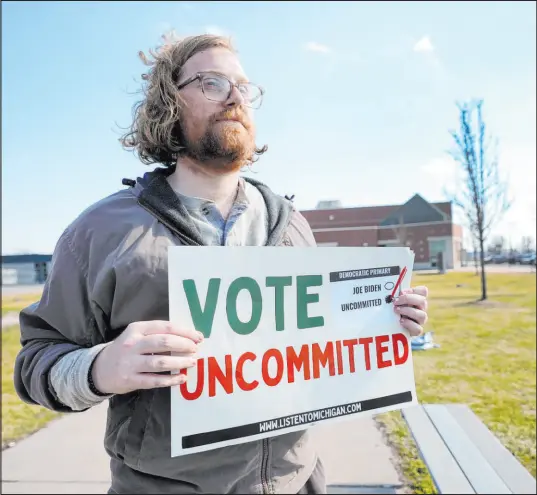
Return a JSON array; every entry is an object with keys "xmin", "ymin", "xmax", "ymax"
[{"xmin": 225, "ymin": 85, "xmax": 245, "ymax": 107}]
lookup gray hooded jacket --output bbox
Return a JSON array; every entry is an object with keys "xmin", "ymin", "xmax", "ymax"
[{"xmin": 14, "ymin": 168, "xmax": 321, "ymax": 494}]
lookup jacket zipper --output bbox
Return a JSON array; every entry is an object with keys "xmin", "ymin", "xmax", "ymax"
[
  {"xmin": 261, "ymin": 214, "xmax": 292, "ymax": 494},
  {"xmin": 273, "ymin": 210, "xmax": 294, "ymax": 247},
  {"xmin": 261, "ymin": 438, "xmax": 271, "ymax": 494}
]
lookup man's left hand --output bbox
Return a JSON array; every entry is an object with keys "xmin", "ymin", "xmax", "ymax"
[{"xmin": 393, "ymin": 286, "xmax": 429, "ymax": 337}]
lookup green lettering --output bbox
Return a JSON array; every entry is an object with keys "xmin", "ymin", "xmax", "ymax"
[
  {"xmin": 266, "ymin": 276, "xmax": 292, "ymax": 331},
  {"xmin": 182, "ymin": 278, "xmax": 221, "ymax": 338},
  {"xmin": 296, "ymin": 275, "xmax": 324, "ymax": 329},
  {"xmin": 226, "ymin": 277, "xmax": 263, "ymax": 335}
]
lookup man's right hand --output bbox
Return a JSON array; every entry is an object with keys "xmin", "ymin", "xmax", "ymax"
[{"xmin": 91, "ymin": 321, "xmax": 203, "ymax": 395}]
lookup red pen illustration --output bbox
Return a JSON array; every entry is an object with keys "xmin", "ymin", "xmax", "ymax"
[
  {"xmin": 385, "ymin": 266, "xmax": 407, "ymax": 304},
  {"xmin": 386, "ymin": 265, "xmax": 419, "ymax": 324}
]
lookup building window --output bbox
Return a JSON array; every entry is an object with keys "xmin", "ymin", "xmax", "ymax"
[{"xmin": 429, "ymin": 239, "xmax": 447, "ymax": 265}]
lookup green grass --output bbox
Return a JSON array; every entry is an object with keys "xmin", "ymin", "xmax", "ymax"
[
  {"xmin": 377, "ymin": 271, "xmax": 537, "ymax": 493},
  {"xmin": 2, "ymin": 325, "xmax": 61, "ymax": 448},
  {"xmin": 2, "ymin": 273, "xmax": 536, "ymax": 485},
  {"xmin": 1, "ymin": 289, "xmax": 59, "ymax": 447},
  {"xmin": 2, "ymin": 293, "xmax": 42, "ymax": 316}
]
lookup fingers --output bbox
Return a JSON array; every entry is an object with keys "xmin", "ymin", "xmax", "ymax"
[
  {"xmin": 402, "ymin": 286, "xmax": 428, "ymax": 297},
  {"xmin": 394, "ymin": 293, "xmax": 428, "ymax": 311},
  {"xmin": 135, "ymin": 334, "xmax": 199, "ymax": 355},
  {"xmin": 394, "ymin": 305, "xmax": 428, "ymax": 326},
  {"xmin": 396, "ymin": 286, "xmax": 428, "ymax": 337},
  {"xmin": 131, "ymin": 321, "xmax": 204, "ymax": 343},
  {"xmin": 135, "ymin": 372, "xmax": 187, "ymax": 390},
  {"xmin": 398, "ymin": 315, "xmax": 424, "ymax": 337},
  {"xmin": 411, "ymin": 286, "xmax": 428, "ymax": 297},
  {"xmin": 137, "ymin": 354, "xmax": 198, "ymax": 373}
]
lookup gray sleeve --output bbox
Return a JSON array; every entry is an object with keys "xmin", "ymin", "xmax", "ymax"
[
  {"xmin": 14, "ymin": 229, "xmax": 107, "ymax": 412},
  {"xmin": 50, "ymin": 343, "xmax": 114, "ymax": 411}
]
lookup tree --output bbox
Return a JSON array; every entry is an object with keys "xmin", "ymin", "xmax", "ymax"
[
  {"xmin": 446, "ymin": 99, "xmax": 511, "ymax": 300},
  {"xmin": 471, "ymin": 232, "xmax": 480, "ymax": 275}
]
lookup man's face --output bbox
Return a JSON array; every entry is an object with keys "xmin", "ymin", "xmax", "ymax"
[{"xmin": 176, "ymin": 47, "xmax": 256, "ymax": 171}]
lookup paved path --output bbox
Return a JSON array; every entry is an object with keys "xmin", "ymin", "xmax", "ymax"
[
  {"xmin": 456, "ymin": 264, "xmax": 536, "ymax": 274},
  {"xmin": 2, "ymin": 403, "xmax": 111, "ymax": 494},
  {"xmin": 2, "ymin": 402, "xmax": 403, "ymax": 494},
  {"xmin": 1, "ymin": 284, "xmax": 45, "ymax": 296}
]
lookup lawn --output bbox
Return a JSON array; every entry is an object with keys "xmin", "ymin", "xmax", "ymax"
[
  {"xmin": 377, "ymin": 271, "xmax": 537, "ymax": 493},
  {"xmin": 2, "ymin": 292, "xmax": 42, "ymax": 316},
  {"xmin": 2, "ymin": 325, "xmax": 61, "ymax": 448},
  {"xmin": 2, "ymin": 272, "xmax": 536, "ymax": 487},
  {"xmin": 2, "ymin": 290, "xmax": 60, "ymax": 448}
]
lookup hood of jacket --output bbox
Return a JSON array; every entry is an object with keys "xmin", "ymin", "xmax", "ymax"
[{"xmin": 128, "ymin": 167, "xmax": 295, "ymax": 247}]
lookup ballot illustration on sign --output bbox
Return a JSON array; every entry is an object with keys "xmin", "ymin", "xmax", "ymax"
[{"xmin": 330, "ymin": 265, "xmax": 408, "ymax": 332}]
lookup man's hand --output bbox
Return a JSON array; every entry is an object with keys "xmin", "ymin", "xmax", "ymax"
[
  {"xmin": 91, "ymin": 321, "xmax": 203, "ymax": 395},
  {"xmin": 393, "ymin": 286, "xmax": 429, "ymax": 337}
]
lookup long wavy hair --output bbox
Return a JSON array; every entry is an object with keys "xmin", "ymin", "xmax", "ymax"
[{"xmin": 120, "ymin": 33, "xmax": 268, "ymax": 168}]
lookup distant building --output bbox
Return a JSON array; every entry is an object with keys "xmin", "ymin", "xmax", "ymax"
[
  {"xmin": 1, "ymin": 254, "xmax": 52, "ymax": 285},
  {"xmin": 301, "ymin": 194, "xmax": 463, "ymax": 270}
]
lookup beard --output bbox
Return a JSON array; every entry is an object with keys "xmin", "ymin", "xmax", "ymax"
[{"xmin": 178, "ymin": 109, "xmax": 256, "ymax": 172}]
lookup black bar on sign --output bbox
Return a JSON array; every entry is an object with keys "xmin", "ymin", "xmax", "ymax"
[
  {"xmin": 329, "ymin": 265, "xmax": 400, "ymax": 283},
  {"xmin": 181, "ymin": 391, "xmax": 413, "ymax": 449}
]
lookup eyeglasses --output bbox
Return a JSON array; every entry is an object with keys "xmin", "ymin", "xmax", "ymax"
[{"xmin": 177, "ymin": 72, "xmax": 265, "ymax": 110}]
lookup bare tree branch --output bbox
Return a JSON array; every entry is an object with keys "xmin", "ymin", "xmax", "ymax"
[{"xmin": 447, "ymin": 99, "xmax": 511, "ymax": 300}]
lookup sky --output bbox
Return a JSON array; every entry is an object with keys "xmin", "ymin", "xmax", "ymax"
[{"xmin": 2, "ymin": 1, "xmax": 536, "ymax": 254}]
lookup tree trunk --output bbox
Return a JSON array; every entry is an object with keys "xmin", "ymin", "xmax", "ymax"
[
  {"xmin": 479, "ymin": 233, "xmax": 487, "ymax": 300},
  {"xmin": 472, "ymin": 237, "xmax": 479, "ymax": 275}
]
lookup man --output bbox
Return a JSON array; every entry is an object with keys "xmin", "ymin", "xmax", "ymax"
[{"xmin": 14, "ymin": 34, "xmax": 429, "ymax": 494}]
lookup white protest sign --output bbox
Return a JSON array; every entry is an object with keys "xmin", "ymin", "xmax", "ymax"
[{"xmin": 168, "ymin": 246, "xmax": 418, "ymax": 457}]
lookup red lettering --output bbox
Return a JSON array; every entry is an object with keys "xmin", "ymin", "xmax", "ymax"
[
  {"xmin": 392, "ymin": 333, "xmax": 409, "ymax": 365},
  {"xmin": 335, "ymin": 340, "xmax": 344, "ymax": 375},
  {"xmin": 262, "ymin": 348, "xmax": 284, "ymax": 387},
  {"xmin": 181, "ymin": 337, "xmax": 401, "ymax": 400},
  {"xmin": 311, "ymin": 342, "xmax": 335, "ymax": 379},
  {"xmin": 236, "ymin": 352, "xmax": 259, "ymax": 391},
  {"xmin": 179, "ymin": 359, "xmax": 205, "ymax": 401},
  {"xmin": 286, "ymin": 345, "xmax": 311, "ymax": 383},
  {"xmin": 343, "ymin": 339, "xmax": 358, "ymax": 373},
  {"xmin": 358, "ymin": 337, "xmax": 373, "ymax": 371},
  {"xmin": 375, "ymin": 335, "xmax": 392, "ymax": 369},
  {"xmin": 208, "ymin": 355, "xmax": 234, "ymax": 397}
]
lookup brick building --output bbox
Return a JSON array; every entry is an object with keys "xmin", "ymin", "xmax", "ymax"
[{"xmin": 301, "ymin": 194, "xmax": 464, "ymax": 270}]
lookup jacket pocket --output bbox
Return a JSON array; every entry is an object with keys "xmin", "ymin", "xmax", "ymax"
[{"xmin": 123, "ymin": 389, "xmax": 155, "ymax": 469}]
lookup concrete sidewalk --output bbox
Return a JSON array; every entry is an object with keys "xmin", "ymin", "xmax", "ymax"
[
  {"xmin": 2, "ymin": 402, "xmax": 403, "ymax": 494},
  {"xmin": 2, "ymin": 403, "xmax": 111, "ymax": 494}
]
